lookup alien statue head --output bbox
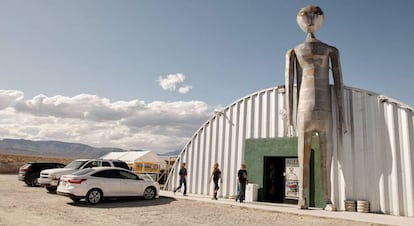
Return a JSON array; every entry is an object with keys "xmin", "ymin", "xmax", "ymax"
[{"xmin": 297, "ymin": 5, "xmax": 324, "ymax": 34}]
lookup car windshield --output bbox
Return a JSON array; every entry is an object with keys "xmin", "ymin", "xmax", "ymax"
[
  {"xmin": 65, "ymin": 160, "xmax": 89, "ymax": 169},
  {"xmin": 72, "ymin": 168, "xmax": 94, "ymax": 175}
]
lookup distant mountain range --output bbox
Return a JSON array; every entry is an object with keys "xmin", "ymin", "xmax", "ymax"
[{"xmin": 0, "ymin": 139, "xmax": 180, "ymax": 158}]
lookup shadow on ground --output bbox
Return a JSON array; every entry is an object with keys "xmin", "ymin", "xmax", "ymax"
[{"xmin": 68, "ymin": 196, "xmax": 177, "ymax": 208}]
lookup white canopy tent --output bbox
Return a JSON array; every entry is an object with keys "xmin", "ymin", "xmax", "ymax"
[{"xmin": 100, "ymin": 151, "xmax": 165, "ymax": 169}]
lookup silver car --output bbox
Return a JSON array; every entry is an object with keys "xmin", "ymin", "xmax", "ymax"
[{"xmin": 57, "ymin": 167, "xmax": 160, "ymax": 204}]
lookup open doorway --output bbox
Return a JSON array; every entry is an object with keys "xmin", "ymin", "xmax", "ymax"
[
  {"xmin": 263, "ymin": 157, "xmax": 285, "ymax": 203},
  {"xmin": 263, "ymin": 156, "xmax": 299, "ymax": 204}
]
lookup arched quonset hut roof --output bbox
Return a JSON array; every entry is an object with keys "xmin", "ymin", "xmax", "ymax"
[{"xmin": 165, "ymin": 85, "xmax": 414, "ymax": 217}]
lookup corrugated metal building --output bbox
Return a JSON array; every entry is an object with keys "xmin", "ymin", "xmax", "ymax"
[{"xmin": 165, "ymin": 85, "xmax": 414, "ymax": 217}]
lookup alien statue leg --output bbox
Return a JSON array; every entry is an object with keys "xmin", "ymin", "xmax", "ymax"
[
  {"xmin": 297, "ymin": 113, "xmax": 312, "ymax": 209},
  {"xmin": 318, "ymin": 112, "xmax": 336, "ymax": 211}
]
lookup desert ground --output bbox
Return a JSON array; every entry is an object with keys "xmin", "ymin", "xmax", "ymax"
[{"xmin": 0, "ymin": 172, "xmax": 385, "ymax": 226}]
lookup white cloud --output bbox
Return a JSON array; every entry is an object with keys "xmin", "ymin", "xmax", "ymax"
[
  {"xmin": 178, "ymin": 85, "xmax": 192, "ymax": 94},
  {"xmin": 158, "ymin": 73, "xmax": 185, "ymax": 91},
  {"xmin": 0, "ymin": 90, "xmax": 24, "ymax": 110},
  {"xmin": 158, "ymin": 73, "xmax": 192, "ymax": 94},
  {"xmin": 0, "ymin": 90, "xmax": 213, "ymax": 154},
  {"xmin": 14, "ymin": 94, "xmax": 146, "ymax": 121}
]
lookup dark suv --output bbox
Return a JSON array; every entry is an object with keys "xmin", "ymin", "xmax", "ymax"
[{"xmin": 18, "ymin": 162, "xmax": 66, "ymax": 186}]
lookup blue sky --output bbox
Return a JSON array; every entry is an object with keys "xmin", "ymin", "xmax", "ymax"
[{"xmin": 0, "ymin": 0, "xmax": 413, "ymax": 153}]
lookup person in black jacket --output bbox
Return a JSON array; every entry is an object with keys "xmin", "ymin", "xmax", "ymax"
[
  {"xmin": 173, "ymin": 162, "xmax": 188, "ymax": 196},
  {"xmin": 209, "ymin": 162, "xmax": 222, "ymax": 200},
  {"xmin": 236, "ymin": 164, "xmax": 248, "ymax": 202}
]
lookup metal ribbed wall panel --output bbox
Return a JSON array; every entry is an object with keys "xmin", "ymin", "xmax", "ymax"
[{"xmin": 165, "ymin": 86, "xmax": 414, "ymax": 217}]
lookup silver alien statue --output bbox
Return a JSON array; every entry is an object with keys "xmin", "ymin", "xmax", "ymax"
[{"xmin": 285, "ymin": 5, "xmax": 344, "ymax": 211}]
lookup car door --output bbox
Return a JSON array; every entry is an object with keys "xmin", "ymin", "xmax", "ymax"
[
  {"xmin": 118, "ymin": 170, "xmax": 145, "ymax": 196},
  {"xmin": 91, "ymin": 169, "xmax": 122, "ymax": 196}
]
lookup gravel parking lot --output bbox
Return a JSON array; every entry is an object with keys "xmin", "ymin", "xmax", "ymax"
[{"xmin": 0, "ymin": 174, "xmax": 383, "ymax": 226}]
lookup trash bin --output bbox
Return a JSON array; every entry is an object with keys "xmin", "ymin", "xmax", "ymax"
[{"xmin": 245, "ymin": 184, "xmax": 258, "ymax": 202}]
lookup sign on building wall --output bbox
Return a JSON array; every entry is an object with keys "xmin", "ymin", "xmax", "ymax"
[{"xmin": 285, "ymin": 158, "xmax": 299, "ymax": 200}]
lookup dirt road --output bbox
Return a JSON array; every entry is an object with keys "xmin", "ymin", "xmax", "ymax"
[{"xmin": 0, "ymin": 174, "xmax": 383, "ymax": 226}]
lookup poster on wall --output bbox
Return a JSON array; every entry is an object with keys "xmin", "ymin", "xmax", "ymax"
[{"xmin": 285, "ymin": 158, "xmax": 299, "ymax": 200}]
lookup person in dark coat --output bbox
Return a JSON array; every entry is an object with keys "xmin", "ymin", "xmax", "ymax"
[
  {"xmin": 173, "ymin": 162, "xmax": 188, "ymax": 196},
  {"xmin": 236, "ymin": 164, "xmax": 248, "ymax": 202},
  {"xmin": 209, "ymin": 162, "xmax": 222, "ymax": 200}
]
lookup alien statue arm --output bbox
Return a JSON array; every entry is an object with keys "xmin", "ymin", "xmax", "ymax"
[
  {"xmin": 285, "ymin": 48, "xmax": 295, "ymax": 129},
  {"xmin": 285, "ymin": 48, "xmax": 302, "ymax": 134},
  {"xmin": 330, "ymin": 47, "xmax": 345, "ymax": 132}
]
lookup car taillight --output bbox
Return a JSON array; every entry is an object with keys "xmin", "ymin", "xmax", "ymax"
[
  {"xmin": 21, "ymin": 166, "xmax": 32, "ymax": 171},
  {"xmin": 67, "ymin": 178, "xmax": 87, "ymax": 184}
]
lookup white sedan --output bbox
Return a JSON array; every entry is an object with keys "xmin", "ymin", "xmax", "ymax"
[{"xmin": 57, "ymin": 167, "xmax": 160, "ymax": 204}]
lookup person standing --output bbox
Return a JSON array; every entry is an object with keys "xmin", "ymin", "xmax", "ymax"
[
  {"xmin": 209, "ymin": 162, "xmax": 222, "ymax": 200},
  {"xmin": 236, "ymin": 164, "xmax": 248, "ymax": 202},
  {"xmin": 173, "ymin": 162, "xmax": 187, "ymax": 196}
]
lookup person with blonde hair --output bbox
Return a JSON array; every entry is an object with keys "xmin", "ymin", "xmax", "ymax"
[
  {"xmin": 236, "ymin": 164, "xmax": 248, "ymax": 203},
  {"xmin": 209, "ymin": 162, "xmax": 222, "ymax": 200}
]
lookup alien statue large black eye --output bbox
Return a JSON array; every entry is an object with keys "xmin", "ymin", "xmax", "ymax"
[{"xmin": 314, "ymin": 8, "xmax": 323, "ymax": 15}]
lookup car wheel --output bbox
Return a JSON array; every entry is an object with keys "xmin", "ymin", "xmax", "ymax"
[
  {"xmin": 70, "ymin": 197, "xmax": 81, "ymax": 203},
  {"xmin": 86, "ymin": 188, "xmax": 103, "ymax": 205},
  {"xmin": 143, "ymin": 187, "xmax": 156, "ymax": 200},
  {"xmin": 46, "ymin": 186, "xmax": 57, "ymax": 193}
]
